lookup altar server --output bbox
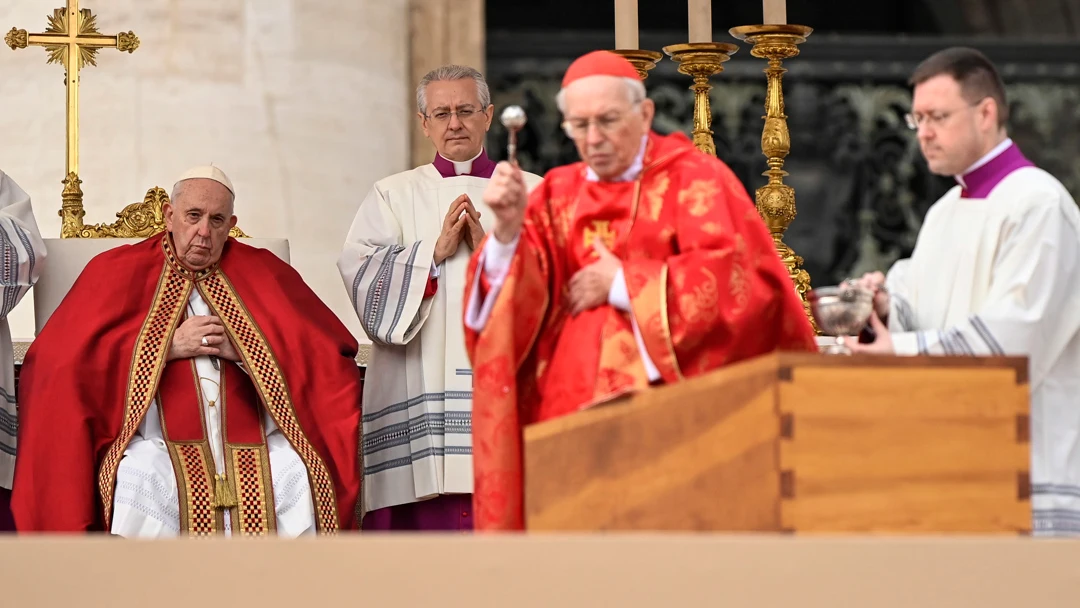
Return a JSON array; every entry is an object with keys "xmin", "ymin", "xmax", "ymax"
[{"xmin": 848, "ymin": 47, "xmax": 1080, "ymax": 536}]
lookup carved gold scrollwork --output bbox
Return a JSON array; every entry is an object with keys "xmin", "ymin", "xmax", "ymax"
[
  {"xmin": 4, "ymin": 28, "xmax": 28, "ymax": 50},
  {"xmin": 757, "ymin": 182, "xmax": 795, "ymax": 233},
  {"xmin": 730, "ymin": 23, "xmax": 818, "ymax": 333},
  {"xmin": 77, "ymin": 187, "xmax": 167, "ymax": 238},
  {"xmin": 690, "ymin": 75, "xmax": 717, "ymax": 155},
  {"xmin": 59, "ymin": 172, "xmax": 86, "ymax": 239},
  {"xmin": 115, "ymin": 31, "xmax": 139, "ymax": 52},
  {"xmin": 662, "ymin": 42, "xmax": 740, "ymax": 156},
  {"xmin": 70, "ymin": 186, "xmax": 249, "ymax": 239}
]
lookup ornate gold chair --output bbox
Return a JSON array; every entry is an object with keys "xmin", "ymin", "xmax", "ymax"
[{"xmin": 33, "ymin": 186, "xmax": 291, "ymax": 334}]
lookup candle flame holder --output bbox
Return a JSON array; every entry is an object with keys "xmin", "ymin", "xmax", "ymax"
[
  {"xmin": 662, "ymin": 42, "xmax": 739, "ymax": 156},
  {"xmin": 609, "ymin": 48, "xmax": 664, "ymax": 80}
]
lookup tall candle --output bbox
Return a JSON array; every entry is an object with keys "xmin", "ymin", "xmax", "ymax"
[
  {"xmin": 688, "ymin": 0, "xmax": 711, "ymax": 43},
  {"xmin": 763, "ymin": 0, "xmax": 787, "ymax": 24},
  {"xmin": 615, "ymin": 0, "xmax": 638, "ymax": 49}
]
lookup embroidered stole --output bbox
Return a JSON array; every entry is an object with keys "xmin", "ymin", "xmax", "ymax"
[
  {"xmin": 97, "ymin": 239, "xmax": 340, "ymax": 536},
  {"xmin": 559, "ymin": 142, "xmax": 686, "ymax": 406},
  {"xmin": 158, "ymin": 359, "xmax": 276, "ymax": 536}
]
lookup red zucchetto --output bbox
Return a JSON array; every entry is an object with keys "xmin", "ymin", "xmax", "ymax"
[{"xmin": 561, "ymin": 50, "xmax": 641, "ymax": 87}]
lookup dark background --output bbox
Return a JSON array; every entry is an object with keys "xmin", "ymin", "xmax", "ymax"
[{"xmin": 483, "ymin": 0, "xmax": 1080, "ymax": 286}]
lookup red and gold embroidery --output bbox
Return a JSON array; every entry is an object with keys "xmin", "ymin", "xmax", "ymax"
[
  {"xmin": 657, "ymin": 264, "xmax": 684, "ymax": 381},
  {"xmin": 582, "ymin": 219, "xmax": 617, "ymax": 252},
  {"xmin": 678, "ymin": 178, "xmax": 722, "ymax": 217},
  {"xmin": 593, "ymin": 314, "xmax": 649, "ymax": 403},
  {"xmin": 98, "ymin": 264, "xmax": 192, "ymax": 530},
  {"xmin": 228, "ymin": 446, "xmax": 275, "ymax": 536},
  {"xmin": 625, "ymin": 261, "xmax": 684, "ymax": 382},
  {"xmin": 169, "ymin": 443, "xmax": 221, "ymax": 537},
  {"xmin": 198, "ymin": 272, "xmax": 340, "ymax": 533},
  {"xmin": 163, "ymin": 364, "xmax": 276, "ymax": 536},
  {"xmin": 642, "ymin": 172, "xmax": 670, "ymax": 222}
]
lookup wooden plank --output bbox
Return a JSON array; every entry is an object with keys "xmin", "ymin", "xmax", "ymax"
[
  {"xmin": 3, "ymin": 536, "xmax": 1080, "ymax": 607},
  {"xmin": 525, "ymin": 351, "xmax": 781, "ymax": 443},
  {"xmin": 525, "ymin": 363, "xmax": 781, "ymax": 530},
  {"xmin": 781, "ymin": 417, "xmax": 1028, "ymax": 477},
  {"xmin": 782, "ymin": 476, "xmax": 1031, "ymax": 532},
  {"xmin": 524, "ymin": 352, "xmax": 1031, "ymax": 533},
  {"xmin": 781, "ymin": 366, "xmax": 1029, "ymax": 418},
  {"xmin": 777, "ymin": 352, "xmax": 1029, "ymax": 384},
  {"xmin": 778, "ymin": 358, "xmax": 1030, "ymax": 533}
]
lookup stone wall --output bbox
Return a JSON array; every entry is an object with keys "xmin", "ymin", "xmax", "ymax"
[{"xmin": 0, "ymin": 0, "xmax": 411, "ymax": 341}]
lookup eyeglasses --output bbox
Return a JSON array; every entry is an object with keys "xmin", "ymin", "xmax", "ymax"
[
  {"xmin": 425, "ymin": 109, "xmax": 481, "ymax": 123},
  {"xmin": 904, "ymin": 99, "xmax": 984, "ymax": 131},
  {"xmin": 561, "ymin": 104, "xmax": 641, "ymax": 139}
]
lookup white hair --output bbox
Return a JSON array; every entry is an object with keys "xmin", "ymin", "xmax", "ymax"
[
  {"xmin": 555, "ymin": 75, "xmax": 646, "ymax": 114},
  {"xmin": 416, "ymin": 65, "xmax": 491, "ymax": 115}
]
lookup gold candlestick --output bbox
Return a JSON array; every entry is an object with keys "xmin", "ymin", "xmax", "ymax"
[
  {"xmin": 729, "ymin": 23, "xmax": 817, "ymax": 332},
  {"xmin": 609, "ymin": 49, "xmax": 663, "ymax": 80},
  {"xmin": 661, "ymin": 42, "xmax": 739, "ymax": 156}
]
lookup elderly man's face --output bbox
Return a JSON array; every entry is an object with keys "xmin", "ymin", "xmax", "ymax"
[
  {"xmin": 419, "ymin": 79, "xmax": 494, "ymax": 162},
  {"xmin": 562, "ymin": 76, "xmax": 654, "ymax": 180},
  {"xmin": 164, "ymin": 178, "xmax": 237, "ymax": 271}
]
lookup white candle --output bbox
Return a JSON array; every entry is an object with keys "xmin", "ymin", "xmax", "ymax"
[
  {"xmin": 615, "ymin": 0, "xmax": 638, "ymax": 49},
  {"xmin": 763, "ymin": 0, "xmax": 787, "ymax": 24},
  {"xmin": 688, "ymin": 0, "xmax": 711, "ymax": 43}
]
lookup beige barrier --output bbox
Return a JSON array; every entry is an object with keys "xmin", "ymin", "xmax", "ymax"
[{"xmin": 1, "ymin": 534, "xmax": 1078, "ymax": 606}]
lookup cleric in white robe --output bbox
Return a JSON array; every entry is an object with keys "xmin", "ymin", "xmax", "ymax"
[
  {"xmin": 0, "ymin": 171, "xmax": 46, "ymax": 532},
  {"xmin": 338, "ymin": 65, "xmax": 540, "ymax": 530},
  {"xmin": 847, "ymin": 47, "xmax": 1080, "ymax": 536}
]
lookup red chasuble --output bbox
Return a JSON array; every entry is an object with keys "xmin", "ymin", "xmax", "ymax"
[
  {"xmin": 13, "ymin": 234, "xmax": 362, "ymax": 534},
  {"xmin": 464, "ymin": 131, "xmax": 817, "ymax": 530}
]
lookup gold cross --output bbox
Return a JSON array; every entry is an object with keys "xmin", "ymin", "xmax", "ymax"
[
  {"xmin": 6, "ymin": 1, "xmax": 139, "ymax": 236},
  {"xmin": 582, "ymin": 220, "xmax": 617, "ymax": 251}
]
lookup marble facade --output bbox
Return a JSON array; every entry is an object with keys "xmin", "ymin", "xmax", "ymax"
[{"xmin": 0, "ymin": 0, "xmax": 411, "ymax": 343}]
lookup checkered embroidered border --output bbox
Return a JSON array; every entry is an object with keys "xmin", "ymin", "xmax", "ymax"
[
  {"xmin": 98, "ymin": 264, "xmax": 192, "ymax": 530},
  {"xmin": 228, "ymin": 446, "xmax": 275, "ymax": 536},
  {"xmin": 199, "ymin": 272, "xmax": 339, "ymax": 533},
  {"xmin": 171, "ymin": 443, "xmax": 219, "ymax": 537}
]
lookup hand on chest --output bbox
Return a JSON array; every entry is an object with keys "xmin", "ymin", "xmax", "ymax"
[{"xmin": 564, "ymin": 179, "xmax": 678, "ymax": 271}]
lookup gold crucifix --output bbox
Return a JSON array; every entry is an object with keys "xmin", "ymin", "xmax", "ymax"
[{"xmin": 5, "ymin": 1, "xmax": 138, "ymax": 237}]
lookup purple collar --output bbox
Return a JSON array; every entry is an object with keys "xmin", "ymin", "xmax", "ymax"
[
  {"xmin": 958, "ymin": 141, "xmax": 1034, "ymax": 199},
  {"xmin": 432, "ymin": 148, "xmax": 496, "ymax": 179}
]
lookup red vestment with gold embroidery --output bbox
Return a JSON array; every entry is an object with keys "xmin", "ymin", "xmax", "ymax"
[
  {"xmin": 13, "ymin": 234, "xmax": 362, "ymax": 533},
  {"xmin": 464, "ymin": 131, "xmax": 817, "ymax": 530}
]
